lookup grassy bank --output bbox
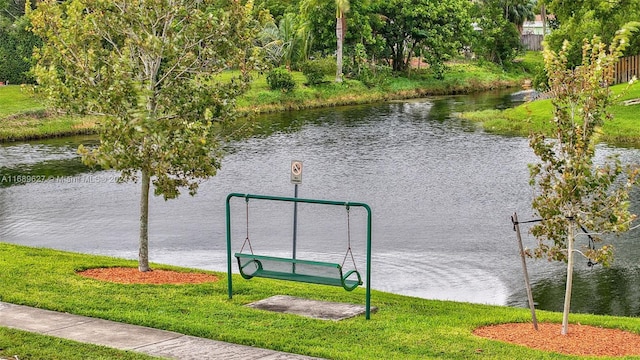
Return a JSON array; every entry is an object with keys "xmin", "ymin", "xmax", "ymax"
[
  {"xmin": 0, "ymin": 85, "xmax": 98, "ymax": 142},
  {"xmin": 0, "ymin": 55, "xmax": 540, "ymax": 143},
  {"xmin": 460, "ymin": 81, "xmax": 640, "ymax": 147},
  {"xmin": 1, "ymin": 243, "xmax": 640, "ymax": 359},
  {"xmin": 236, "ymin": 60, "xmax": 533, "ymax": 114}
]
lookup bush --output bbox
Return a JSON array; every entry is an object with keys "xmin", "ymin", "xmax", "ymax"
[
  {"xmin": 266, "ymin": 67, "xmax": 295, "ymax": 92},
  {"xmin": 347, "ymin": 43, "xmax": 392, "ymax": 87},
  {"xmin": 300, "ymin": 58, "xmax": 336, "ymax": 85},
  {"xmin": 532, "ymin": 67, "xmax": 549, "ymax": 92},
  {"xmin": 357, "ymin": 64, "xmax": 392, "ymax": 88},
  {"xmin": 0, "ymin": 18, "xmax": 40, "ymax": 84}
]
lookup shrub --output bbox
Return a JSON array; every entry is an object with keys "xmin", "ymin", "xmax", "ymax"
[
  {"xmin": 0, "ymin": 18, "xmax": 40, "ymax": 84},
  {"xmin": 266, "ymin": 67, "xmax": 295, "ymax": 92},
  {"xmin": 300, "ymin": 58, "xmax": 336, "ymax": 85},
  {"xmin": 532, "ymin": 67, "xmax": 549, "ymax": 92}
]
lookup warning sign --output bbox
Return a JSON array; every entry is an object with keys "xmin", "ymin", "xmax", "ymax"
[{"xmin": 291, "ymin": 160, "xmax": 303, "ymax": 184}]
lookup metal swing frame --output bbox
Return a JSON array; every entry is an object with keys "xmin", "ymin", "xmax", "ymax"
[{"xmin": 225, "ymin": 192, "xmax": 373, "ymax": 319}]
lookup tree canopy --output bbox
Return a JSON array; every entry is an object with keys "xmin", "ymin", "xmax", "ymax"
[
  {"xmin": 29, "ymin": 0, "xmax": 258, "ymax": 271},
  {"xmin": 544, "ymin": 0, "xmax": 640, "ymax": 66},
  {"xmin": 371, "ymin": 0, "xmax": 472, "ymax": 75}
]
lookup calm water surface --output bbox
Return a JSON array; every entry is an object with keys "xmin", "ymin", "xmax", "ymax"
[{"xmin": 2, "ymin": 89, "xmax": 640, "ymax": 316}]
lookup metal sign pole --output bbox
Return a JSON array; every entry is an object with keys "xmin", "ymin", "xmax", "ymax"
[
  {"xmin": 291, "ymin": 161, "xmax": 303, "ymax": 272},
  {"xmin": 293, "ymin": 183, "xmax": 299, "ymax": 262}
]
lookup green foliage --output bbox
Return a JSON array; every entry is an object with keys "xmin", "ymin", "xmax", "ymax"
[
  {"xmin": 471, "ymin": 0, "xmax": 522, "ymax": 66},
  {"xmin": 528, "ymin": 25, "xmax": 640, "ymax": 264},
  {"xmin": 545, "ymin": 0, "xmax": 640, "ymax": 67},
  {"xmin": 29, "ymin": 0, "xmax": 257, "ymax": 192},
  {"xmin": 266, "ymin": 66, "xmax": 296, "ymax": 91},
  {"xmin": 299, "ymin": 0, "xmax": 374, "ymax": 58},
  {"xmin": 300, "ymin": 57, "xmax": 335, "ymax": 85},
  {"xmin": 500, "ymin": 0, "xmax": 536, "ymax": 32},
  {"xmin": 0, "ymin": 16, "xmax": 40, "ymax": 84},
  {"xmin": 28, "ymin": 0, "xmax": 258, "ymax": 271},
  {"xmin": 253, "ymin": 0, "xmax": 300, "ymax": 22},
  {"xmin": 532, "ymin": 66, "xmax": 549, "ymax": 91},
  {"xmin": 371, "ymin": 0, "xmax": 473, "ymax": 74},
  {"xmin": 347, "ymin": 43, "xmax": 391, "ymax": 88}
]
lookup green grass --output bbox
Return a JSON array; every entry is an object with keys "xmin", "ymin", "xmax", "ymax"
[
  {"xmin": 0, "ymin": 327, "xmax": 161, "ymax": 360},
  {"xmin": 0, "ymin": 85, "xmax": 98, "ymax": 142},
  {"xmin": 2, "ymin": 243, "xmax": 640, "ymax": 359},
  {"xmin": 0, "ymin": 85, "xmax": 44, "ymax": 117},
  {"xmin": 460, "ymin": 81, "xmax": 640, "ymax": 146},
  {"xmin": 0, "ymin": 113, "xmax": 98, "ymax": 142}
]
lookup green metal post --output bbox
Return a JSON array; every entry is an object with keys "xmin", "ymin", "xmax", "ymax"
[
  {"xmin": 364, "ymin": 203, "xmax": 372, "ymax": 320},
  {"xmin": 226, "ymin": 193, "xmax": 234, "ymax": 299}
]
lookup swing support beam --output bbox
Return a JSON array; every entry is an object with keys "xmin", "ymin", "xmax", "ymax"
[{"xmin": 225, "ymin": 192, "xmax": 373, "ymax": 319}]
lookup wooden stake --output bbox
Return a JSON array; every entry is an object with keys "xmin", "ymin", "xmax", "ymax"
[{"xmin": 513, "ymin": 212, "xmax": 538, "ymax": 331}]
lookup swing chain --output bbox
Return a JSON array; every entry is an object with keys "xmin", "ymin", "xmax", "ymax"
[
  {"xmin": 341, "ymin": 205, "xmax": 359, "ymax": 272},
  {"xmin": 239, "ymin": 197, "xmax": 254, "ymax": 254}
]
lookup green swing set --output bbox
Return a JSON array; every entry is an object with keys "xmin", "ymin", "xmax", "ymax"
[{"xmin": 225, "ymin": 193, "xmax": 373, "ymax": 319}]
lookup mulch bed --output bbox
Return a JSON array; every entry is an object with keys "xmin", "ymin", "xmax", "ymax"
[
  {"xmin": 77, "ymin": 267, "xmax": 218, "ymax": 285},
  {"xmin": 474, "ymin": 322, "xmax": 640, "ymax": 357}
]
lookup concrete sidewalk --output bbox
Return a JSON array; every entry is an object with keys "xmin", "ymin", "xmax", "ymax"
[{"xmin": 0, "ymin": 301, "xmax": 323, "ymax": 360}]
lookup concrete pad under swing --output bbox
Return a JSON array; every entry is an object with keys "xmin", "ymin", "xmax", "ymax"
[{"xmin": 246, "ymin": 295, "xmax": 376, "ymax": 321}]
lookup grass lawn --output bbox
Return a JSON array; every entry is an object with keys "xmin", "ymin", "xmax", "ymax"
[
  {"xmin": 0, "ymin": 327, "xmax": 161, "ymax": 360},
  {"xmin": 0, "ymin": 85, "xmax": 98, "ymax": 142},
  {"xmin": 0, "ymin": 85, "xmax": 44, "ymax": 117},
  {"xmin": 1, "ymin": 243, "xmax": 640, "ymax": 359},
  {"xmin": 460, "ymin": 81, "xmax": 640, "ymax": 147}
]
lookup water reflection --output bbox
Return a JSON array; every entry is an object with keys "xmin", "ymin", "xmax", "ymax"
[{"xmin": 0, "ymin": 90, "xmax": 639, "ymax": 316}]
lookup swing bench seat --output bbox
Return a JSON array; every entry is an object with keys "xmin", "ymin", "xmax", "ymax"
[{"xmin": 235, "ymin": 253, "xmax": 362, "ymax": 291}]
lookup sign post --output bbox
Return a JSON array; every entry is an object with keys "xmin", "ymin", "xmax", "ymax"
[{"xmin": 291, "ymin": 161, "xmax": 303, "ymax": 266}]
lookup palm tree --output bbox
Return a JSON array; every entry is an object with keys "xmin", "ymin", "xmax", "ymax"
[
  {"xmin": 501, "ymin": 0, "xmax": 536, "ymax": 34},
  {"xmin": 335, "ymin": 0, "xmax": 349, "ymax": 82}
]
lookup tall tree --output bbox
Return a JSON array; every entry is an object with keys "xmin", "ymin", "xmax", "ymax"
[
  {"xmin": 371, "ymin": 0, "xmax": 472, "ymax": 75},
  {"xmin": 299, "ymin": 0, "xmax": 374, "ymax": 64},
  {"xmin": 29, "ymin": 0, "xmax": 258, "ymax": 271},
  {"xmin": 472, "ymin": 0, "xmax": 523, "ymax": 65},
  {"xmin": 335, "ymin": 0, "xmax": 349, "ymax": 82},
  {"xmin": 527, "ymin": 23, "xmax": 639, "ymax": 335},
  {"xmin": 255, "ymin": 12, "xmax": 312, "ymax": 68},
  {"xmin": 501, "ymin": 0, "xmax": 536, "ymax": 35}
]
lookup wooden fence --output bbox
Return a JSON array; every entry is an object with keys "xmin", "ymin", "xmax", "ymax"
[
  {"xmin": 613, "ymin": 54, "xmax": 640, "ymax": 84},
  {"xmin": 520, "ymin": 34, "xmax": 543, "ymax": 51},
  {"xmin": 518, "ymin": 35, "xmax": 638, "ymax": 86}
]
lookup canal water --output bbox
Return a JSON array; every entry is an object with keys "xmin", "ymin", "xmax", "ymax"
[{"xmin": 1, "ymin": 89, "xmax": 640, "ymax": 316}]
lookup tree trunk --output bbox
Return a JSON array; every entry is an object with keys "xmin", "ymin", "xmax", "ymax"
[
  {"xmin": 541, "ymin": 4, "xmax": 547, "ymax": 37},
  {"xmin": 335, "ymin": 15, "xmax": 343, "ymax": 83},
  {"xmin": 138, "ymin": 168, "xmax": 151, "ymax": 272},
  {"xmin": 561, "ymin": 222, "xmax": 575, "ymax": 335}
]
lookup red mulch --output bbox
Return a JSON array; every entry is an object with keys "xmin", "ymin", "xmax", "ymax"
[
  {"xmin": 77, "ymin": 267, "xmax": 218, "ymax": 285},
  {"xmin": 474, "ymin": 322, "xmax": 640, "ymax": 357},
  {"xmin": 78, "ymin": 267, "xmax": 640, "ymax": 357}
]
